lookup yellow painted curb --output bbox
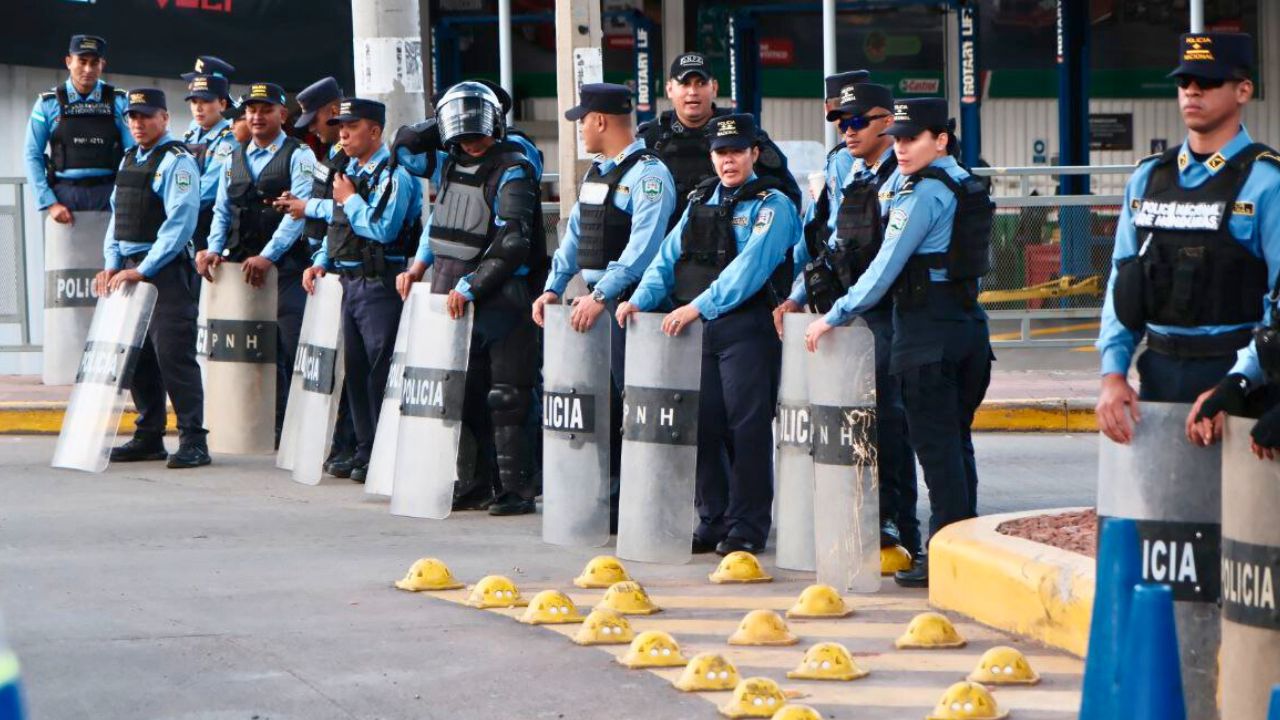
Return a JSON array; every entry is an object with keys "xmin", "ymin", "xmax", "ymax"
[
  {"xmin": 973, "ymin": 399, "xmax": 1096, "ymax": 433},
  {"xmin": 0, "ymin": 402, "xmax": 176, "ymax": 435},
  {"xmin": 928, "ymin": 508, "xmax": 1094, "ymax": 658}
]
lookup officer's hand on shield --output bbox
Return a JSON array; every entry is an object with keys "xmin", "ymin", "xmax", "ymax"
[
  {"xmin": 396, "ymin": 260, "xmax": 427, "ymax": 301},
  {"xmin": 195, "ymin": 250, "xmax": 222, "ymax": 282},
  {"xmin": 93, "ymin": 269, "xmax": 116, "ymax": 297},
  {"xmin": 615, "ymin": 301, "xmax": 639, "ymax": 329},
  {"xmin": 273, "ymin": 192, "xmax": 307, "ymax": 220},
  {"xmin": 242, "ymin": 255, "xmax": 274, "ymax": 288},
  {"xmin": 570, "ymin": 294, "xmax": 605, "ymax": 333},
  {"xmin": 302, "ymin": 264, "xmax": 326, "ymax": 294},
  {"xmin": 48, "ymin": 202, "xmax": 74, "ymax": 225},
  {"xmin": 446, "ymin": 290, "xmax": 469, "ymax": 320},
  {"xmin": 661, "ymin": 304, "xmax": 701, "ymax": 337},
  {"xmin": 532, "ymin": 290, "xmax": 559, "ymax": 328},
  {"xmin": 804, "ymin": 317, "xmax": 833, "ymax": 352},
  {"xmin": 106, "ymin": 268, "xmax": 144, "ymax": 294},
  {"xmin": 773, "ymin": 298, "xmax": 802, "ymax": 339},
  {"xmin": 1187, "ymin": 374, "xmax": 1250, "ymax": 446},
  {"xmin": 1096, "ymin": 373, "xmax": 1142, "ymax": 444},
  {"xmin": 1250, "ymin": 405, "xmax": 1280, "ymax": 459},
  {"xmin": 332, "ymin": 173, "xmax": 355, "ymax": 204}
]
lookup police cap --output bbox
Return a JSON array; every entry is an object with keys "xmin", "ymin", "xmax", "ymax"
[
  {"xmin": 826, "ymin": 82, "xmax": 894, "ymax": 121},
  {"xmin": 295, "ymin": 76, "xmax": 344, "ymax": 129},
  {"xmin": 564, "ymin": 83, "xmax": 634, "ymax": 121},
  {"xmin": 824, "ymin": 70, "xmax": 870, "ymax": 100},
  {"xmin": 68, "ymin": 35, "xmax": 106, "ymax": 57},
  {"xmin": 883, "ymin": 98, "xmax": 949, "ymax": 138},
  {"xmin": 1169, "ymin": 32, "xmax": 1255, "ymax": 81},
  {"xmin": 329, "ymin": 97, "xmax": 387, "ymax": 127},
  {"xmin": 185, "ymin": 74, "xmax": 230, "ymax": 103},
  {"xmin": 181, "ymin": 56, "xmax": 235, "ymax": 81},
  {"xmin": 708, "ymin": 113, "xmax": 758, "ymax": 151},
  {"xmin": 125, "ymin": 88, "xmax": 166, "ymax": 116},
  {"xmin": 243, "ymin": 82, "xmax": 288, "ymax": 107},
  {"xmin": 670, "ymin": 52, "xmax": 712, "ymax": 83},
  {"xmin": 222, "ymin": 97, "xmax": 245, "ymax": 121}
]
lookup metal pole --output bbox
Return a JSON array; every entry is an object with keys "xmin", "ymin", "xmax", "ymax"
[
  {"xmin": 1190, "ymin": 0, "xmax": 1205, "ymax": 32},
  {"xmin": 499, "ymin": 0, "xmax": 514, "ymax": 123},
  {"xmin": 555, "ymin": 0, "xmax": 602, "ymax": 219},
  {"xmin": 350, "ymin": 0, "xmax": 427, "ymax": 134},
  {"xmin": 822, "ymin": 0, "xmax": 837, "ymax": 148}
]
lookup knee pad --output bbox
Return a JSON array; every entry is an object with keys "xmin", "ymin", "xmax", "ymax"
[{"xmin": 487, "ymin": 383, "xmax": 531, "ymax": 426}]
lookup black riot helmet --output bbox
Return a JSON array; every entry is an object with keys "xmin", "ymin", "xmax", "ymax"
[{"xmin": 434, "ymin": 81, "xmax": 505, "ymax": 146}]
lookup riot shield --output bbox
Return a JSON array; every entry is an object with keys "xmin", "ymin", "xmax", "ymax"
[
  {"xmin": 1097, "ymin": 401, "xmax": 1220, "ymax": 719},
  {"xmin": 615, "ymin": 312, "xmax": 703, "ymax": 565},
  {"xmin": 806, "ymin": 322, "xmax": 879, "ymax": 593},
  {"xmin": 43, "ymin": 213, "xmax": 111, "ymax": 385},
  {"xmin": 51, "ymin": 281, "xmax": 158, "ymax": 473},
  {"xmin": 389, "ymin": 292, "xmax": 472, "ymax": 519},
  {"xmin": 774, "ymin": 312, "xmax": 816, "ymax": 572},
  {"xmin": 203, "ymin": 263, "xmax": 278, "ymax": 455},
  {"xmin": 196, "ymin": 278, "xmax": 210, "ymax": 387},
  {"xmin": 364, "ymin": 283, "xmax": 424, "ymax": 497},
  {"xmin": 541, "ymin": 303, "xmax": 612, "ymax": 548},
  {"xmin": 281, "ymin": 275, "xmax": 345, "ymax": 485}
]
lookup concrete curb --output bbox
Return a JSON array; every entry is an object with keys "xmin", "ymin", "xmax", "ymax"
[
  {"xmin": 0, "ymin": 402, "xmax": 175, "ymax": 435},
  {"xmin": 929, "ymin": 507, "xmax": 1095, "ymax": 658}
]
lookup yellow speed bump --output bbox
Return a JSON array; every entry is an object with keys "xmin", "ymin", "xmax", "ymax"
[
  {"xmin": 465, "ymin": 575, "xmax": 527, "ymax": 608},
  {"xmin": 770, "ymin": 705, "xmax": 823, "ymax": 720},
  {"xmin": 895, "ymin": 611, "xmax": 967, "ymax": 649},
  {"xmin": 674, "ymin": 652, "xmax": 740, "ymax": 692},
  {"xmin": 719, "ymin": 677, "xmax": 788, "ymax": 718},
  {"xmin": 881, "ymin": 545, "xmax": 913, "ymax": 575},
  {"xmin": 573, "ymin": 555, "xmax": 632, "ymax": 589},
  {"xmin": 573, "ymin": 608, "xmax": 634, "ymax": 646},
  {"xmin": 710, "ymin": 551, "xmax": 773, "ymax": 584},
  {"xmin": 729, "ymin": 609, "xmax": 799, "ymax": 646},
  {"xmin": 393, "ymin": 557, "xmax": 463, "ymax": 591},
  {"xmin": 927, "ymin": 681, "xmax": 1009, "ymax": 720},
  {"xmin": 518, "ymin": 589, "xmax": 584, "ymax": 625},
  {"xmin": 786, "ymin": 583, "xmax": 853, "ymax": 619},
  {"xmin": 786, "ymin": 641, "xmax": 869, "ymax": 681},
  {"xmin": 618, "ymin": 630, "xmax": 688, "ymax": 668},
  {"xmin": 596, "ymin": 580, "xmax": 662, "ymax": 615},
  {"xmin": 967, "ymin": 645, "xmax": 1041, "ymax": 685}
]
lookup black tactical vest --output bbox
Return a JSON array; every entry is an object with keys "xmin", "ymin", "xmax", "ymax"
[
  {"xmin": 642, "ymin": 111, "xmax": 722, "ymax": 223},
  {"xmin": 891, "ymin": 165, "xmax": 994, "ymax": 310},
  {"xmin": 224, "ymin": 137, "xmax": 302, "ymax": 261},
  {"xmin": 801, "ymin": 143, "xmax": 847, "ymax": 257},
  {"xmin": 832, "ymin": 153, "xmax": 899, "ymax": 288},
  {"xmin": 112, "ymin": 141, "xmax": 184, "ymax": 245},
  {"xmin": 306, "ymin": 144, "xmax": 346, "ymax": 241},
  {"xmin": 326, "ymin": 160, "xmax": 422, "ymax": 271},
  {"xmin": 184, "ymin": 124, "xmax": 232, "ymax": 173},
  {"xmin": 1114, "ymin": 145, "xmax": 1272, "ymax": 331},
  {"xmin": 1256, "ymin": 292, "xmax": 1280, "ymax": 385},
  {"xmin": 577, "ymin": 148, "xmax": 659, "ymax": 270},
  {"xmin": 49, "ymin": 84, "xmax": 124, "ymax": 173}
]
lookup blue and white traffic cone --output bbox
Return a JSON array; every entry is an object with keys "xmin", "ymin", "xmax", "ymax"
[
  {"xmin": 0, "ymin": 618, "xmax": 24, "ymax": 720},
  {"xmin": 1267, "ymin": 684, "xmax": 1280, "ymax": 720},
  {"xmin": 1116, "ymin": 584, "xmax": 1186, "ymax": 720},
  {"xmin": 1080, "ymin": 517, "xmax": 1142, "ymax": 719}
]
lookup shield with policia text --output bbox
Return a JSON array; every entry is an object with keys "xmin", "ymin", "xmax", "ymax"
[{"xmin": 277, "ymin": 275, "xmax": 345, "ymax": 485}]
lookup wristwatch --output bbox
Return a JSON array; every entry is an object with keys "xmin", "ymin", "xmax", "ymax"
[{"xmin": 592, "ymin": 289, "xmax": 607, "ymax": 304}]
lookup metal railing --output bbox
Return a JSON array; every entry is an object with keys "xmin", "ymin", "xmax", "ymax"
[{"xmin": 0, "ymin": 177, "xmax": 30, "ymax": 350}]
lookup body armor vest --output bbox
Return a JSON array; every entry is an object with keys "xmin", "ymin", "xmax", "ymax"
[
  {"xmin": 49, "ymin": 83, "xmax": 124, "ymax": 173},
  {"xmin": 306, "ymin": 144, "xmax": 345, "ymax": 241},
  {"xmin": 1113, "ymin": 145, "xmax": 1272, "ymax": 331},
  {"xmin": 112, "ymin": 141, "xmax": 184, "ymax": 245},
  {"xmin": 326, "ymin": 160, "xmax": 422, "ymax": 272},
  {"xmin": 224, "ymin": 137, "xmax": 302, "ymax": 261},
  {"xmin": 892, "ymin": 165, "xmax": 994, "ymax": 310},
  {"xmin": 428, "ymin": 144, "xmax": 532, "ymax": 262},
  {"xmin": 184, "ymin": 124, "xmax": 231, "ymax": 173},
  {"xmin": 643, "ymin": 111, "xmax": 725, "ymax": 223},
  {"xmin": 577, "ymin": 149, "xmax": 658, "ymax": 270}
]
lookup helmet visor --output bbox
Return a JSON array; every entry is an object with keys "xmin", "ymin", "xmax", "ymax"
[{"xmin": 438, "ymin": 95, "xmax": 499, "ymax": 145}]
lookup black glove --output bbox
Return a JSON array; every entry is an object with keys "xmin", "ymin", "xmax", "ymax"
[
  {"xmin": 1196, "ymin": 373, "xmax": 1251, "ymax": 421},
  {"xmin": 1251, "ymin": 404, "xmax": 1280, "ymax": 449},
  {"xmin": 391, "ymin": 119, "xmax": 441, "ymax": 158}
]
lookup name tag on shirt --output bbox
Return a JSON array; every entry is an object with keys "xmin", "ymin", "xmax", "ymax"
[
  {"xmin": 312, "ymin": 164, "xmax": 330, "ymax": 183},
  {"xmin": 579, "ymin": 182, "xmax": 610, "ymax": 205},
  {"xmin": 1132, "ymin": 200, "xmax": 1226, "ymax": 231}
]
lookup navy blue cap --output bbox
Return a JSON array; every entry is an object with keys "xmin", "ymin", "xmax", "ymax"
[
  {"xmin": 181, "ymin": 56, "xmax": 235, "ymax": 81},
  {"xmin": 824, "ymin": 70, "xmax": 870, "ymax": 100},
  {"xmin": 125, "ymin": 88, "xmax": 166, "ymax": 116},
  {"xmin": 328, "ymin": 97, "xmax": 387, "ymax": 127},
  {"xmin": 883, "ymin": 98, "xmax": 949, "ymax": 138},
  {"xmin": 708, "ymin": 113, "xmax": 758, "ymax": 151},
  {"xmin": 295, "ymin": 76, "xmax": 344, "ymax": 129},
  {"xmin": 243, "ymin": 82, "xmax": 287, "ymax": 106},
  {"xmin": 185, "ymin": 74, "xmax": 229, "ymax": 102},
  {"xmin": 826, "ymin": 82, "xmax": 894, "ymax": 121},
  {"xmin": 564, "ymin": 83, "xmax": 634, "ymax": 121},
  {"xmin": 1169, "ymin": 33, "xmax": 1255, "ymax": 80},
  {"xmin": 69, "ymin": 35, "xmax": 106, "ymax": 57},
  {"xmin": 670, "ymin": 52, "xmax": 712, "ymax": 82}
]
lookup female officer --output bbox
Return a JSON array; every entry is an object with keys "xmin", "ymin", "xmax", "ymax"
[
  {"xmin": 804, "ymin": 98, "xmax": 993, "ymax": 588},
  {"xmin": 616, "ymin": 113, "xmax": 800, "ymax": 556}
]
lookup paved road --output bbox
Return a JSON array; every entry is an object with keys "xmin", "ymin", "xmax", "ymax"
[{"xmin": 0, "ymin": 434, "xmax": 1098, "ymax": 720}]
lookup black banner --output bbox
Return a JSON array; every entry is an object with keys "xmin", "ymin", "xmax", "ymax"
[
  {"xmin": 75, "ymin": 340, "xmax": 139, "ymax": 389},
  {"xmin": 811, "ymin": 405, "xmax": 877, "ymax": 467},
  {"xmin": 775, "ymin": 403, "xmax": 811, "ymax": 449},
  {"xmin": 2, "ymin": 1, "xmax": 354, "ymax": 92},
  {"xmin": 543, "ymin": 390, "xmax": 597, "ymax": 436},
  {"xmin": 205, "ymin": 319, "xmax": 277, "ymax": 364},
  {"xmin": 400, "ymin": 366, "xmax": 465, "ymax": 421},
  {"xmin": 298, "ymin": 343, "xmax": 337, "ymax": 395},
  {"xmin": 44, "ymin": 269, "xmax": 98, "ymax": 308},
  {"xmin": 1222, "ymin": 537, "xmax": 1280, "ymax": 630},
  {"xmin": 1135, "ymin": 519, "xmax": 1220, "ymax": 603},
  {"xmin": 621, "ymin": 386, "xmax": 697, "ymax": 447}
]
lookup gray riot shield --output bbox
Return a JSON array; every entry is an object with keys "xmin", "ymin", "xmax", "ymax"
[
  {"xmin": 43, "ymin": 213, "xmax": 111, "ymax": 385},
  {"xmin": 1221, "ymin": 416, "xmax": 1280, "ymax": 720},
  {"xmin": 541, "ymin": 303, "xmax": 612, "ymax": 548},
  {"xmin": 51, "ymin": 281, "xmax": 158, "ymax": 473},
  {"xmin": 278, "ymin": 275, "xmax": 344, "ymax": 485},
  {"xmin": 615, "ymin": 312, "xmax": 703, "ymax": 565},
  {"xmin": 196, "ymin": 278, "xmax": 210, "ymax": 387},
  {"xmin": 202, "ymin": 263, "xmax": 278, "ymax": 455},
  {"xmin": 1097, "ymin": 401, "xmax": 1219, "ymax": 719},
  {"xmin": 806, "ymin": 322, "xmax": 879, "ymax": 593},
  {"xmin": 364, "ymin": 283, "xmax": 424, "ymax": 497},
  {"xmin": 389, "ymin": 292, "xmax": 472, "ymax": 519},
  {"xmin": 774, "ymin": 312, "xmax": 816, "ymax": 572}
]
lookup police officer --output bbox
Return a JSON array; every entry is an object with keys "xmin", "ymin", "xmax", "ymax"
[
  {"xmin": 180, "ymin": 55, "xmax": 234, "ymax": 84},
  {"xmin": 302, "ymin": 98, "xmax": 421, "ymax": 483},
  {"xmin": 805, "ymin": 99, "xmax": 994, "ymax": 587},
  {"xmin": 799, "ymin": 70, "xmax": 869, "ymax": 254},
  {"xmin": 24, "ymin": 35, "xmax": 132, "ymax": 224},
  {"xmin": 1087, "ymin": 33, "xmax": 1280, "ymax": 447},
  {"xmin": 182, "ymin": 72, "xmax": 238, "ymax": 253},
  {"xmin": 94, "ymin": 89, "xmax": 208, "ymax": 468},
  {"xmin": 396, "ymin": 82, "xmax": 543, "ymax": 515},
  {"xmin": 639, "ymin": 52, "xmax": 801, "ymax": 221},
  {"xmin": 617, "ymin": 113, "xmax": 800, "ymax": 555},
  {"xmin": 777, "ymin": 81, "xmax": 921, "ymax": 558},
  {"xmin": 224, "ymin": 98, "xmax": 250, "ymax": 145},
  {"xmin": 197, "ymin": 82, "xmax": 318, "ymax": 441}
]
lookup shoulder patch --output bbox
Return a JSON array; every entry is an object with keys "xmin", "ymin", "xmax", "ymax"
[
  {"xmin": 640, "ymin": 176, "xmax": 663, "ymax": 200},
  {"xmin": 753, "ymin": 207, "xmax": 775, "ymax": 232},
  {"xmin": 886, "ymin": 208, "xmax": 908, "ymax": 238},
  {"xmin": 174, "ymin": 169, "xmax": 193, "ymax": 193}
]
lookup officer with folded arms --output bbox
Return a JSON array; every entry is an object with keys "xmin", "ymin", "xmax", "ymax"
[
  {"xmin": 94, "ymin": 89, "xmax": 208, "ymax": 468},
  {"xmin": 182, "ymin": 66, "xmax": 238, "ymax": 253},
  {"xmin": 25, "ymin": 34, "xmax": 132, "ymax": 224},
  {"xmin": 805, "ymin": 99, "xmax": 994, "ymax": 587},
  {"xmin": 617, "ymin": 113, "xmax": 800, "ymax": 555},
  {"xmin": 302, "ymin": 98, "xmax": 421, "ymax": 483}
]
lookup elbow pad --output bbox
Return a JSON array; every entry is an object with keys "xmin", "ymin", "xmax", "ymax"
[{"xmin": 468, "ymin": 177, "xmax": 538, "ymax": 299}]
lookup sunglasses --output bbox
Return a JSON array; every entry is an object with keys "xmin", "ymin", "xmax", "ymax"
[
  {"xmin": 838, "ymin": 113, "xmax": 891, "ymax": 133},
  {"xmin": 1175, "ymin": 75, "xmax": 1227, "ymax": 90}
]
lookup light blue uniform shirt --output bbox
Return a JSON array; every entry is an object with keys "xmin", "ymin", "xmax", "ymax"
[
  {"xmin": 823, "ymin": 155, "xmax": 970, "ymax": 327},
  {"xmin": 303, "ymin": 143, "xmax": 347, "ymax": 248},
  {"xmin": 1096, "ymin": 127, "xmax": 1280, "ymax": 378},
  {"xmin": 206, "ymin": 130, "xmax": 317, "ymax": 264},
  {"xmin": 312, "ymin": 144, "xmax": 422, "ymax": 271},
  {"xmin": 545, "ymin": 140, "xmax": 677, "ymax": 301},
  {"xmin": 24, "ymin": 78, "xmax": 134, "ymax": 210},
  {"xmin": 183, "ymin": 119, "xmax": 238, "ymax": 210},
  {"xmin": 102, "ymin": 133, "xmax": 200, "ymax": 277},
  {"xmin": 630, "ymin": 173, "xmax": 801, "ymax": 320}
]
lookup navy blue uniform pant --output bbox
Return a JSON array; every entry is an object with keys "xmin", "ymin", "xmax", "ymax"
[
  {"xmin": 52, "ymin": 180, "xmax": 113, "ymax": 212},
  {"xmin": 694, "ymin": 306, "xmax": 782, "ymax": 547},
  {"xmin": 340, "ymin": 274, "xmax": 403, "ymax": 465},
  {"xmin": 866, "ymin": 303, "xmax": 921, "ymax": 555},
  {"xmin": 125, "ymin": 255, "xmax": 206, "ymax": 445},
  {"xmin": 1136, "ymin": 349, "xmax": 1236, "ymax": 403}
]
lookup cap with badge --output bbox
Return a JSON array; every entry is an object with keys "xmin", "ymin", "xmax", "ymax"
[
  {"xmin": 243, "ymin": 82, "xmax": 288, "ymax": 107},
  {"xmin": 670, "ymin": 52, "xmax": 712, "ymax": 83},
  {"xmin": 68, "ymin": 34, "xmax": 106, "ymax": 57},
  {"xmin": 824, "ymin": 70, "xmax": 870, "ymax": 100},
  {"xmin": 185, "ymin": 74, "xmax": 230, "ymax": 103},
  {"xmin": 1169, "ymin": 32, "xmax": 1255, "ymax": 81},
  {"xmin": 328, "ymin": 97, "xmax": 387, "ymax": 127},
  {"xmin": 883, "ymin": 98, "xmax": 950, "ymax": 138},
  {"xmin": 295, "ymin": 76, "xmax": 344, "ymax": 129},
  {"xmin": 125, "ymin": 88, "xmax": 167, "ymax": 116},
  {"xmin": 826, "ymin": 82, "xmax": 893, "ymax": 121},
  {"xmin": 181, "ymin": 56, "xmax": 235, "ymax": 82},
  {"xmin": 564, "ymin": 83, "xmax": 634, "ymax": 120},
  {"xmin": 708, "ymin": 113, "xmax": 758, "ymax": 151}
]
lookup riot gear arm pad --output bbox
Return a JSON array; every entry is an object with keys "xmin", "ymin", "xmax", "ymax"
[
  {"xmin": 390, "ymin": 120, "xmax": 441, "ymax": 178},
  {"xmin": 468, "ymin": 177, "xmax": 538, "ymax": 299}
]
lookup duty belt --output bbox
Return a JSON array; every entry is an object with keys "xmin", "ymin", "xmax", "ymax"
[
  {"xmin": 1146, "ymin": 329, "xmax": 1253, "ymax": 359},
  {"xmin": 55, "ymin": 175, "xmax": 116, "ymax": 187}
]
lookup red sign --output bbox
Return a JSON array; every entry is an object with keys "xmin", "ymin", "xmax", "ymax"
[
  {"xmin": 606, "ymin": 34, "xmax": 635, "ymax": 50},
  {"xmin": 759, "ymin": 38, "xmax": 794, "ymax": 67},
  {"xmin": 157, "ymin": 0, "xmax": 232, "ymax": 11}
]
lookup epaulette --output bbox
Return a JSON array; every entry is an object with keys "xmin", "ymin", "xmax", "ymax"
[
  {"xmin": 112, "ymin": 88, "xmax": 127, "ymax": 96},
  {"xmin": 39, "ymin": 90, "xmax": 55, "ymax": 101},
  {"xmin": 1256, "ymin": 151, "xmax": 1280, "ymax": 168},
  {"xmin": 897, "ymin": 178, "xmax": 916, "ymax": 196},
  {"xmin": 1135, "ymin": 152, "xmax": 1162, "ymax": 167},
  {"xmin": 166, "ymin": 145, "xmax": 193, "ymax": 158}
]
